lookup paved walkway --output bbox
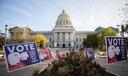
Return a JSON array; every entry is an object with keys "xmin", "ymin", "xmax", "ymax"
[
  {"xmin": 0, "ymin": 59, "xmax": 53, "ymax": 76},
  {"xmin": 95, "ymin": 57, "xmax": 128, "ymax": 76}
]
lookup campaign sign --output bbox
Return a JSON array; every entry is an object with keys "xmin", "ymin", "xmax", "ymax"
[
  {"xmin": 38, "ymin": 48, "xmax": 52, "ymax": 61},
  {"xmin": 3, "ymin": 43, "xmax": 40, "ymax": 72},
  {"xmin": 84, "ymin": 48, "xmax": 95, "ymax": 59},
  {"xmin": 106, "ymin": 37, "xmax": 127, "ymax": 64}
]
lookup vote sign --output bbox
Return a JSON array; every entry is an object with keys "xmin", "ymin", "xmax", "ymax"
[
  {"xmin": 84, "ymin": 48, "xmax": 95, "ymax": 59},
  {"xmin": 3, "ymin": 42, "xmax": 40, "ymax": 72},
  {"xmin": 106, "ymin": 37, "xmax": 127, "ymax": 64}
]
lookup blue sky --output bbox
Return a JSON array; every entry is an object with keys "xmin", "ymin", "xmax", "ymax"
[{"xmin": 0, "ymin": 0, "xmax": 127, "ymax": 33}]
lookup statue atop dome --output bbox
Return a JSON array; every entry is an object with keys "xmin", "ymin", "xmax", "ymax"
[{"xmin": 62, "ymin": 10, "xmax": 65, "ymax": 13}]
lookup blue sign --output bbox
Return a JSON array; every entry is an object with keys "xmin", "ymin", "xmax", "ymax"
[
  {"xmin": 84, "ymin": 48, "xmax": 95, "ymax": 59},
  {"xmin": 106, "ymin": 37, "xmax": 127, "ymax": 64},
  {"xmin": 3, "ymin": 42, "xmax": 40, "ymax": 72}
]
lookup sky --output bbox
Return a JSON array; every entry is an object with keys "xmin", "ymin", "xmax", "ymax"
[{"xmin": 0, "ymin": 0, "xmax": 127, "ymax": 33}]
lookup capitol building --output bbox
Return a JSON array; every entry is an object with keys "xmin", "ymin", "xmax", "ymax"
[{"xmin": 31, "ymin": 10, "xmax": 95, "ymax": 48}]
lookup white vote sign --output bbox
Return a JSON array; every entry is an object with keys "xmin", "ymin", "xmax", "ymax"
[{"xmin": 3, "ymin": 42, "xmax": 40, "ymax": 72}]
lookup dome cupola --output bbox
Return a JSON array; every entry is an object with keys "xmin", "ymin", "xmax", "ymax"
[{"xmin": 56, "ymin": 10, "xmax": 72, "ymax": 25}]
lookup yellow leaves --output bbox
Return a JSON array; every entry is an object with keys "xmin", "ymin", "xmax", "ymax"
[
  {"xmin": 102, "ymin": 28, "xmax": 117, "ymax": 36},
  {"xmin": 98, "ymin": 28, "xmax": 117, "ymax": 51},
  {"xmin": 30, "ymin": 34, "xmax": 48, "ymax": 47},
  {"xmin": 36, "ymin": 34, "xmax": 48, "ymax": 43}
]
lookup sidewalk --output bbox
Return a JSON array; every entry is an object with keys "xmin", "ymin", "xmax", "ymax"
[
  {"xmin": 0, "ymin": 54, "xmax": 4, "ymax": 61},
  {"xmin": 0, "ymin": 59, "xmax": 54, "ymax": 76},
  {"xmin": 96, "ymin": 51, "xmax": 107, "ymax": 58},
  {"xmin": 95, "ymin": 57, "xmax": 128, "ymax": 76},
  {"xmin": 25, "ymin": 59, "xmax": 54, "ymax": 76}
]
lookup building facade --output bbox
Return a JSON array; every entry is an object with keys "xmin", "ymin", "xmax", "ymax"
[
  {"xmin": 0, "ymin": 32, "xmax": 5, "ymax": 38},
  {"xmin": 9, "ymin": 27, "xmax": 31, "ymax": 43},
  {"xmin": 31, "ymin": 10, "xmax": 95, "ymax": 48}
]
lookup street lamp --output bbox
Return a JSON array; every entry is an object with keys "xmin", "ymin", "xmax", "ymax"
[
  {"xmin": 5, "ymin": 25, "xmax": 8, "ymax": 45},
  {"xmin": 121, "ymin": 25, "xmax": 125, "ymax": 37}
]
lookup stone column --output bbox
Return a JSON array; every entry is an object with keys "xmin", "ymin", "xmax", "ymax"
[
  {"xmin": 54, "ymin": 33, "xmax": 57, "ymax": 42},
  {"xmin": 65, "ymin": 33, "xmax": 68, "ymax": 42},
  {"xmin": 60, "ymin": 32, "xmax": 62, "ymax": 42},
  {"xmin": 70, "ymin": 33, "xmax": 73, "ymax": 47},
  {"xmin": 53, "ymin": 33, "xmax": 57, "ymax": 48},
  {"xmin": 65, "ymin": 33, "xmax": 68, "ymax": 48},
  {"xmin": 54, "ymin": 43, "xmax": 57, "ymax": 48},
  {"xmin": 63, "ymin": 33, "xmax": 65, "ymax": 42},
  {"xmin": 70, "ymin": 33, "xmax": 72, "ymax": 41},
  {"xmin": 68, "ymin": 32, "xmax": 70, "ymax": 42}
]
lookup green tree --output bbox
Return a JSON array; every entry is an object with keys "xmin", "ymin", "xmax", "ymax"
[
  {"xmin": 98, "ymin": 28, "xmax": 117, "ymax": 51},
  {"xmin": 83, "ymin": 33, "xmax": 98, "ymax": 49},
  {"xmin": 0, "ymin": 37, "xmax": 5, "ymax": 49}
]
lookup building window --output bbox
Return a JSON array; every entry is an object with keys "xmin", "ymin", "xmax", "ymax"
[
  {"xmin": 76, "ymin": 45, "xmax": 78, "ymax": 48},
  {"xmin": 68, "ymin": 33, "xmax": 70, "ymax": 38},
  {"xmin": 49, "ymin": 38, "xmax": 51, "ymax": 42},
  {"xmin": 68, "ymin": 43, "xmax": 71, "ymax": 48},
  {"xmin": 62, "ymin": 44, "xmax": 65, "ymax": 48},
  {"xmin": 76, "ymin": 38, "xmax": 78, "ymax": 42},
  {"xmin": 80, "ymin": 38, "xmax": 81, "ymax": 42},
  {"xmin": 57, "ymin": 43, "xmax": 59, "ymax": 48}
]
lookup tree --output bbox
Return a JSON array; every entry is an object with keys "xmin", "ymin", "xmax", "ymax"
[
  {"xmin": 83, "ymin": 33, "xmax": 98, "ymax": 49},
  {"xmin": 0, "ymin": 37, "xmax": 5, "ymax": 49},
  {"xmin": 95, "ymin": 26, "xmax": 104, "ymax": 33},
  {"xmin": 30, "ymin": 34, "xmax": 48, "ymax": 48},
  {"xmin": 98, "ymin": 28, "xmax": 117, "ymax": 51}
]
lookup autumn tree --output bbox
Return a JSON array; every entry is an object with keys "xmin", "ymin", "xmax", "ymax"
[
  {"xmin": 98, "ymin": 28, "xmax": 117, "ymax": 51},
  {"xmin": 30, "ymin": 34, "xmax": 48, "ymax": 48}
]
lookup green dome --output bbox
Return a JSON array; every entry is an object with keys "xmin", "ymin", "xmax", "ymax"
[
  {"xmin": 58, "ymin": 10, "xmax": 70, "ymax": 20},
  {"xmin": 56, "ymin": 10, "xmax": 72, "ymax": 25}
]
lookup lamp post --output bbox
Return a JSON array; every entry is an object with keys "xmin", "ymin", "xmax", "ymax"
[
  {"xmin": 5, "ymin": 25, "xmax": 8, "ymax": 45},
  {"xmin": 121, "ymin": 25, "xmax": 125, "ymax": 37}
]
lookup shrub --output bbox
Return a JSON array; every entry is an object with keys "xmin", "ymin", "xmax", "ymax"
[{"xmin": 33, "ymin": 51, "xmax": 116, "ymax": 76}]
